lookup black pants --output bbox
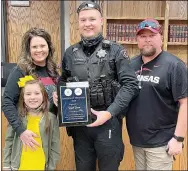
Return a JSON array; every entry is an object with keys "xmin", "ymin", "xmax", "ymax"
[{"xmin": 71, "ymin": 117, "xmax": 124, "ymax": 171}]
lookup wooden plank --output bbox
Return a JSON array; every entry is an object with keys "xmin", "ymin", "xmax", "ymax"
[
  {"xmin": 168, "ymin": 1, "xmax": 188, "ymax": 20},
  {"xmin": 56, "ymin": 128, "xmax": 76, "ymax": 170},
  {"xmin": 180, "ymin": 136, "xmax": 187, "ymax": 170},
  {"xmin": 118, "ymin": 41, "xmax": 137, "ymax": 45},
  {"xmin": 106, "ymin": 17, "xmax": 164, "ymax": 20},
  {"xmin": 69, "ymin": 1, "xmax": 80, "ymax": 45},
  {"xmin": 102, "ymin": 1, "xmax": 107, "ymax": 38},
  {"xmin": 107, "ymin": 1, "xmax": 166, "ymax": 19},
  {"xmin": 168, "ymin": 42, "xmax": 188, "ymax": 46},
  {"xmin": 163, "ymin": 1, "xmax": 169, "ymax": 51},
  {"xmin": 119, "ymin": 120, "xmax": 135, "ymax": 170}
]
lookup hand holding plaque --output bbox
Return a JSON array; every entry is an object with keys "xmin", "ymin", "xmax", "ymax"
[{"xmin": 57, "ymin": 81, "xmax": 92, "ymax": 127}]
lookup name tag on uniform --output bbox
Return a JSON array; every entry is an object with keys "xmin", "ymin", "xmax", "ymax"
[{"xmin": 57, "ymin": 81, "xmax": 92, "ymax": 127}]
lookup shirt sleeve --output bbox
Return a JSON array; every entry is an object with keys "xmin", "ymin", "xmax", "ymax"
[
  {"xmin": 47, "ymin": 115, "xmax": 60, "ymax": 170},
  {"xmin": 2, "ymin": 67, "xmax": 26, "ymax": 136},
  {"xmin": 3, "ymin": 124, "xmax": 15, "ymax": 169},
  {"xmin": 107, "ymin": 45, "xmax": 139, "ymax": 116},
  {"xmin": 170, "ymin": 61, "xmax": 188, "ymax": 102}
]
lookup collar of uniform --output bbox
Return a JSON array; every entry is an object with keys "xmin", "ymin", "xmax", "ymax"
[{"xmin": 81, "ymin": 33, "xmax": 104, "ymax": 47}]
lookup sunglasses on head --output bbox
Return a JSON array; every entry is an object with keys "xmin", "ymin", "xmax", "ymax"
[
  {"xmin": 138, "ymin": 21, "xmax": 160, "ymax": 30},
  {"xmin": 77, "ymin": 2, "xmax": 101, "ymax": 14}
]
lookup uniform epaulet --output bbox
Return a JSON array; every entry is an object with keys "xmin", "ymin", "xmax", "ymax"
[
  {"xmin": 102, "ymin": 39, "xmax": 112, "ymax": 49},
  {"xmin": 72, "ymin": 42, "xmax": 81, "ymax": 52}
]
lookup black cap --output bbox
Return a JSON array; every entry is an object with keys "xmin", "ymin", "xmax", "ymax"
[{"xmin": 77, "ymin": 1, "xmax": 102, "ymax": 14}]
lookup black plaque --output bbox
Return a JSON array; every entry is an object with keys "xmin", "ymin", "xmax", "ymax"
[{"xmin": 57, "ymin": 82, "xmax": 92, "ymax": 127}]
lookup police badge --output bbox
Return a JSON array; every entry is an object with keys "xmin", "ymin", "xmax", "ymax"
[
  {"xmin": 97, "ymin": 49, "xmax": 107, "ymax": 58},
  {"xmin": 96, "ymin": 49, "xmax": 107, "ymax": 63}
]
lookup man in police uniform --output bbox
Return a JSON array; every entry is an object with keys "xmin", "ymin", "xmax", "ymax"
[{"xmin": 53, "ymin": 2, "xmax": 139, "ymax": 170}]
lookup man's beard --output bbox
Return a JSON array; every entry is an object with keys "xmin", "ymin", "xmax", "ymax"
[{"xmin": 140, "ymin": 47, "xmax": 156, "ymax": 57}]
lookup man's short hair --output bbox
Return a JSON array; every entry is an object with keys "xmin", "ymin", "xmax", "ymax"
[{"xmin": 77, "ymin": 1, "xmax": 102, "ymax": 15}]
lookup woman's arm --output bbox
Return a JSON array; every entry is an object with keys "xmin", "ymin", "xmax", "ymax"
[{"xmin": 2, "ymin": 66, "xmax": 26, "ymax": 136}]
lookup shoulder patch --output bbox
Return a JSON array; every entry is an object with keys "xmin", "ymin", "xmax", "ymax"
[
  {"xmin": 120, "ymin": 49, "xmax": 130, "ymax": 61},
  {"xmin": 73, "ymin": 47, "xmax": 78, "ymax": 52}
]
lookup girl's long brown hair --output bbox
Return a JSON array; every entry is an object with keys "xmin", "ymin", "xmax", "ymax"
[{"xmin": 18, "ymin": 79, "xmax": 50, "ymax": 133}]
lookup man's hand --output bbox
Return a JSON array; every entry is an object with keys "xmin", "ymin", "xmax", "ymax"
[
  {"xmin": 167, "ymin": 137, "xmax": 183, "ymax": 156},
  {"xmin": 20, "ymin": 130, "xmax": 40, "ymax": 151},
  {"xmin": 53, "ymin": 91, "xmax": 58, "ymax": 107},
  {"xmin": 87, "ymin": 108, "xmax": 112, "ymax": 127}
]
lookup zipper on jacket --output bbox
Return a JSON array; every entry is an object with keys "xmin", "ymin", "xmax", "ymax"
[{"xmin": 138, "ymin": 64, "xmax": 143, "ymax": 89}]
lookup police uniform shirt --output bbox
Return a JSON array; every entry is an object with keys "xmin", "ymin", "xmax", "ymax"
[
  {"xmin": 126, "ymin": 50, "xmax": 187, "ymax": 148},
  {"xmin": 59, "ymin": 40, "xmax": 139, "ymax": 117}
]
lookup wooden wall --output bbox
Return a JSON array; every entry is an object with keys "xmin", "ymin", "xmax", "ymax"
[{"xmin": 2, "ymin": 1, "xmax": 187, "ymax": 171}]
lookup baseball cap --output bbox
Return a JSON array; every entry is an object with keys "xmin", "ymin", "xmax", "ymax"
[
  {"xmin": 77, "ymin": 1, "xmax": 102, "ymax": 14},
  {"xmin": 136, "ymin": 19, "xmax": 162, "ymax": 35}
]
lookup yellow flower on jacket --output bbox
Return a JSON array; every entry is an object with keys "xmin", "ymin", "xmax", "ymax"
[{"xmin": 17, "ymin": 75, "xmax": 35, "ymax": 88}]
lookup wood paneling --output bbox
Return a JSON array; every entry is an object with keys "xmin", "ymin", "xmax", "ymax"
[
  {"xmin": 56, "ymin": 128, "xmax": 75, "ymax": 170},
  {"xmin": 168, "ymin": 1, "xmax": 187, "ymax": 20},
  {"xmin": 120, "ymin": 120, "xmax": 135, "ymax": 170},
  {"xmin": 107, "ymin": 1, "xmax": 166, "ymax": 18},
  {"xmin": 6, "ymin": 1, "xmax": 61, "ymax": 64},
  {"xmin": 180, "ymin": 136, "xmax": 187, "ymax": 170},
  {"xmin": 69, "ymin": 1, "xmax": 80, "ymax": 45}
]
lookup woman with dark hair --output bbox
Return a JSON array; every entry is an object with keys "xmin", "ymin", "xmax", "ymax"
[{"xmin": 2, "ymin": 28, "xmax": 59, "ymax": 150}]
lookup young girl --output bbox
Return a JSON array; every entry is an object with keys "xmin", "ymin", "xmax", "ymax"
[
  {"xmin": 3, "ymin": 28, "xmax": 59, "ymax": 150},
  {"xmin": 3, "ymin": 76, "xmax": 60, "ymax": 170}
]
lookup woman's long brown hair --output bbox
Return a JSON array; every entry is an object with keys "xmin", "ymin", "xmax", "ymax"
[{"xmin": 17, "ymin": 27, "xmax": 59, "ymax": 82}]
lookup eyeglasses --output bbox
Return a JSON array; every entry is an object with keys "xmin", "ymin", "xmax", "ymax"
[
  {"xmin": 77, "ymin": 2, "xmax": 101, "ymax": 14},
  {"xmin": 138, "ymin": 21, "xmax": 160, "ymax": 30}
]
